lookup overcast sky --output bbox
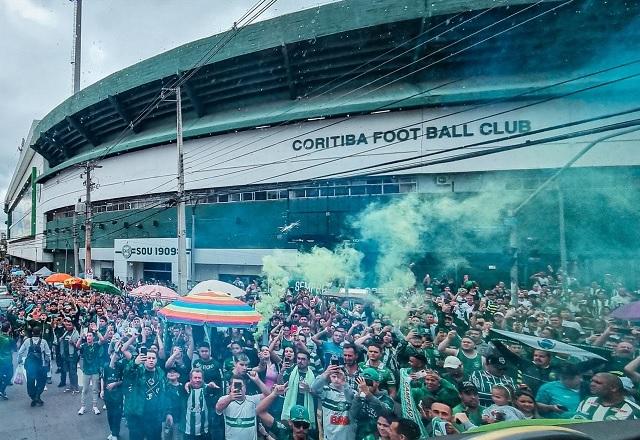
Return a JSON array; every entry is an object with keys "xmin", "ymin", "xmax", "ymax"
[{"xmin": 0, "ymin": 0, "xmax": 338, "ymax": 207}]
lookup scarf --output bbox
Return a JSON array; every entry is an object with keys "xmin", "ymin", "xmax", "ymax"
[
  {"xmin": 281, "ymin": 366, "xmax": 316, "ymax": 428},
  {"xmin": 399, "ymin": 368, "xmax": 428, "ymax": 440}
]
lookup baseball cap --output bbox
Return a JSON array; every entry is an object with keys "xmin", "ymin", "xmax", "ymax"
[
  {"xmin": 443, "ymin": 356, "xmax": 462, "ymax": 369},
  {"xmin": 289, "ymin": 405, "xmax": 310, "ymax": 423},
  {"xmin": 361, "ymin": 368, "xmax": 381, "ymax": 382},
  {"xmin": 458, "ymin": 381, "xmax": 478, "ymax": 393},
  {"xmin": 486, "ymin": 355, "xmax": 507, "ymax": 367}
]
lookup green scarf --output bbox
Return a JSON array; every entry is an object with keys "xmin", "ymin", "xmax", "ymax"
[
  {"xmin": 399, "ymin": 368, "xmax": 428, "ymax": 440},
  {"xmin": 281, "ymin": 366, "xmax": 316, "ymax": 429}
]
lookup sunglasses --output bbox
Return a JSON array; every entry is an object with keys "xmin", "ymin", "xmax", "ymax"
[{"xmin": 292, "ymin": 421, "xmax": 310, "ymax": 429}]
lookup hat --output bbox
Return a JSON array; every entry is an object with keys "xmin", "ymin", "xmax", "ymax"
[
  {"xmin": 411, "ymin": 353, "xmax": 428, "ymax": 364},
  {"xmin": 458, "ymin": 381, "xmax": 478, "ymax": 393},
  {"xmin": 494, "ymin": 312, "xmax": 505, "ymax": 317},
  {"xmin": 289, "ymin": 405, "xmax": 310, "ymax": 423},
  {"xmin": 361, "ymin": 367, "xmax": 381, "ymax": 382},
  {"xmin": 443, "ymin": 356, "xmax": 462, "ymax": 369},
  {"xmin": 486, "ymin": 355, "xmax": 507, "ymax": 367}
]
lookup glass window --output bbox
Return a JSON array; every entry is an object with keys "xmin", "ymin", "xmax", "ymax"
[
  {"xmin": 267, "ymin": 190, "xmax": 279, "ymax": 200},
  {"xmin": 242, "ymin": 192, "xmax": 254, "ymax": 201},
  {"xmin": 218, "ymin": 194, "xmax": 229, "ymax": 203},
  {"xmin": 230, "ymin": 193, "xmax": 241, "ymax": 202},
  {"xmin": 306, "ymin": 188, "xmax": 319, "ymax": 197},
  {"xmin": 254, "ymin": 191, "xmax": 267, "ymax": 200},
  {"xmin": 335, "ymin": 186, "xmax": 349, "ymax": 196},
  {"xmin": 399, "ymin": 183, "xmax": 416, "ymax": 193},
  {"xmin": 320, "ymin": 187, "xmax": 334, "ymax": 197},
  {"xmin": 383, "ymin": 183, "xmax": 400, "ymax": 194},
  {"xmin": 290, "ymin": 189, "xmax": 305, "ymax": 198},
  {"xmin": 366, "ymin": 185, "xmax": 382, "ymax": 195},
  {"xmin": 350, "ymin": 185, "xmax": 366, "ymax": 195}
]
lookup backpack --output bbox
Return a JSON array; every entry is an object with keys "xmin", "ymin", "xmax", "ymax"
[{"xmin": 26, "ymin": 338, "xmax": 43, "ymax": 364}]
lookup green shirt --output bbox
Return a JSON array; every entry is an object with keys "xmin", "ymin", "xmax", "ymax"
[
  {"xmin": 574, "ymin": 396, "xmax": 640, "ymax": 421},
  {"xmin": 79, "ymin": 342, "xmax": 102, "ymax": 375},
  {"xmin": 536, "ymin": 380, "xmax": 580, "ymax": 419},
  {"xmin": 456, "ymin": 350, "xmax": 483, "ymax": 378},
  {"xmin": 452, "ymin": 403, "xmax": 485, "ymax": 426},
  {"xmin": 412, "ymin": 378, "xmax": 461, "ymax": 408},
  {"xmin": 0, "ymin": 334, "xmax": 13, "ymax": 364}
]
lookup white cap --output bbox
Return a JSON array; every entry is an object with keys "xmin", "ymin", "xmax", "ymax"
[{"xmin": 443, "ymin": 355, "xmax": 462, "ymax": 369}]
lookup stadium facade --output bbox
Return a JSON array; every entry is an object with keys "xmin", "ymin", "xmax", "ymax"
[{"xmin": 5, "ymin": 0, "xmax": 640, "ymax": 287}]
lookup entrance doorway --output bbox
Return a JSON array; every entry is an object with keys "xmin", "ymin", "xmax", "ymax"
[{"xmin": 143, "ymin": 262, "xmax": 172, "ymax": 283}]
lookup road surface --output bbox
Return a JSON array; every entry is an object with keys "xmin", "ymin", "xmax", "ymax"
[{"xmin": 0, "ymin": 369, "xmax": 130, "ymax": 440}]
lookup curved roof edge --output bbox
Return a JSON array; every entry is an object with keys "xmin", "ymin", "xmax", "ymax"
[
  {"xmin": 37, "ymin": 77, "xmax": 597, "ymax": 184},
  {"xmin": 31, "ymin": 0, "xmax": 533, "ymax": 147}
]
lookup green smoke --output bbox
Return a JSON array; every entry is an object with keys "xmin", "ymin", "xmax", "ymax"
[
  {"xmin": 258, "ymin": 244, "xmax": 364, "ymax": 332},
  {"xmin": 351, "ymin": 190, "xmax": 520, "ymax": 321}
]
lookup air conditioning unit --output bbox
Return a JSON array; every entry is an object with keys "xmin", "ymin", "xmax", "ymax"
[{"xmin": 435, "ymin": 175, "xmax": 451, "ymax": 186}]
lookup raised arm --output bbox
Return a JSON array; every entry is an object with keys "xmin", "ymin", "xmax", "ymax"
[
  {"xmin": 256, "ymin": 383, "xmax": 288, "ymax": 428},
  {"xmin": 624, "ymin": 355, "xmax": 640, "ymax": 384},
  {"xmin": 437, "ymin": 330, "xmax": 459, "ymax": 356}
]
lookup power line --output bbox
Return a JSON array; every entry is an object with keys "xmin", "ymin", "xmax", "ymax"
[
  {"xmin": 183, "ymin": 0, "xmax": 574, "ymax": 175},
  {"xmin": 184, "ymin": 67, "xmax": 640, "ymax": 187}
]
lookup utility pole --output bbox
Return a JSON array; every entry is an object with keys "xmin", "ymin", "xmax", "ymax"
[
  {"xmin": 70, "ymin": 0, "xmax": 82, "ymax": 94},
  {"xmin": 175, "ymin": 87, "xmax": 187, "ymax": 295},
  {"xmin": 73, "ymin": 198, "xmax": 82, "ymax": 276},
  {"xmin": 81, "ymin": 162, "xmax": 101, "ymax": 279}
]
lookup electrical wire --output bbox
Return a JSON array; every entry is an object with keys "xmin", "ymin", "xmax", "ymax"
[
  {"xmin": 183, "ymin": 67, "xmax": 640, "ymax": 186},
  {"xmin": 183, "ymin": 0, "xmax": 573, "ymax": 175}
]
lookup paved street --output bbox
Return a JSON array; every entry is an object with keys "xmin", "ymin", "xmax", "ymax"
[{"xmin": 0, "ymin": 368, "xmax": 129, "ymax": 440}]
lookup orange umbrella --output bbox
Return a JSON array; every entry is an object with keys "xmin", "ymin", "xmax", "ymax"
[{"xmin": 45, "ymin": 273, "xmax": 72, "ymax": 284}]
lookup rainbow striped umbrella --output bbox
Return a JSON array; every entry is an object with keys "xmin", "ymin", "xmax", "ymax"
[{"xmin": 157, "ymin": 291, "xmax": 261, "ymax": 328}]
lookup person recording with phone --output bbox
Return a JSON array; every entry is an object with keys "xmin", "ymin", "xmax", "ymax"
[
  {"xmin": 123, "ymin": 349, "xmax": 168, "ymax": 440},
  {"xmin": 215, "ymin": 378, "xmax": 266, "ymax": 440}
]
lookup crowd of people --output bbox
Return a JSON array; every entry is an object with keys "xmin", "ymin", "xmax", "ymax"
[{"xmin": 0, "ymin": 266, "xmax": 639, "ymax": 440}]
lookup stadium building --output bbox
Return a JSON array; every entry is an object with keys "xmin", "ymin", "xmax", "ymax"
[{"xmin": 5, "ymin": 0, "xmax": 640, "ymax": 287}]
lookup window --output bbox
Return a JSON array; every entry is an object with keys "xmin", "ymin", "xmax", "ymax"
[{"xmin": 242, "ymin": 192, "xmax": 254, "ymax": 201}]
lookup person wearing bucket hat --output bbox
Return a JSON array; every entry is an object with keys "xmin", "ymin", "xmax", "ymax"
[{"xmin": 258, "ymin": 383, "xmax": 315, "ymax": 440}]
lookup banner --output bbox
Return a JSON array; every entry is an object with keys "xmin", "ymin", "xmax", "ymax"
[{"xmin": 490, "ymin": 329, "xmax": 606, "ymax": 361}]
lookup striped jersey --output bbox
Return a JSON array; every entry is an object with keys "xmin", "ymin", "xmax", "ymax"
[
  {"xmin": 184, "ymin": 388, "xmax": 209, "ymax": 436},
  {"xmin": 317, "ymin": 385, "xmax": 356, "ymax": 440},
  {"xmin": 218, "ymin": 394, "xmax": 262, "ymax": 440},
  {"xmin": 573, "ymin": 396, "xmax": 640, "ymax": 421},
  {"xmin": 469, "ymin": 370, "xmax": 516, "ymax": 407}
]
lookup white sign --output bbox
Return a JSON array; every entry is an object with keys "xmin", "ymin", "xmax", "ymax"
[
  {"xmin": 113, "ymin": 238, "xmax": 191, "ymax": 284},
  {"xmin": 114, "ymin": 238, "xmax": 191, "ymax": 263}
]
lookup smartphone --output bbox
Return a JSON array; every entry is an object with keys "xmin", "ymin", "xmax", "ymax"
[
  {"xmin": 233, "ymin": 382, "xmax": 242, "ymax": 392},
  {"xmin": 330, "ymin": 355, "xmax": 340, "ymax": 366},
  {"xmin": 140, "ymin": 347, "xmax": 147, "ymax": 356}
]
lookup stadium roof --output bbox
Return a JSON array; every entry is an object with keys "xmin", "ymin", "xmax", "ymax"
[{"xmin": 31, "ymin": 0, "xmax": 639, "ymax": 181}]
